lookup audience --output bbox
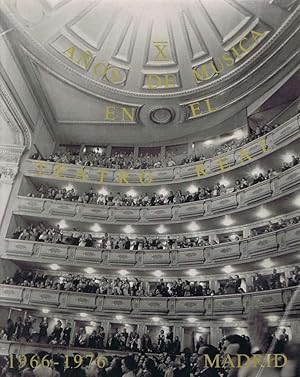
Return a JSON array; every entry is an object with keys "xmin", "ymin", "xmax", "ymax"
[
  {"xmin": 2, "ymin": 271, "xmax": 145, "ymax": 297},
  {"xmin": 27, "ymin": 153, "xmax": 300, "ymax": 208},
  {"xmin": 30, "ymin": 123, "xmax": 280, "ymax": 170},
  {"xmin": 0, "ymin": 327, "xmax": 297, "ymax": 377},
  {"xmin": 11, "ymin": 214, "xmax": 300, "ymax": 251},
  {"xmin": 2, "ymin": 266, "xmax": 299, "ymax": 301}
]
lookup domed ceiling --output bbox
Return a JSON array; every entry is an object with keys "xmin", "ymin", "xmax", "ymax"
[{"xmin": 0, "ymin": 0, "xmax": 299, "ymax": 144}]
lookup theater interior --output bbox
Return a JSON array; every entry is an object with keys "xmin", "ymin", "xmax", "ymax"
[{"xmin": 0, "ymin": 0, "xmax": 299, "ymax": 376}]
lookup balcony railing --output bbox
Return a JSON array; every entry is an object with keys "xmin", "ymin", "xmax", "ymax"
[
  {"xmin": 3, "ymin": 222, "xmax": 299, "ymax": 268},
  {"xmin": 0, "ymin": 285, "xmax": 298, "ymax": 317},
  {"xmin": 22, "ymin": 115, "xmax": 300, "ymax": 186},
  {"xmin": 14, "ymin": 164, "xmax": 300, "ymax": 224}
]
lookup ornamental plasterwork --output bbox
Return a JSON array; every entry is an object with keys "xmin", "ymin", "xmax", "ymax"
[
  {"xmin": 0, "ymin": 145, "xmax": 25, "ymax": 182},
  {"xmin": 0, "ymin": 145, "xmax": 25, "ymax": 164},
  {"xmin": 0, "ymin": 166, "xmax": 18, "ymax": 183}
]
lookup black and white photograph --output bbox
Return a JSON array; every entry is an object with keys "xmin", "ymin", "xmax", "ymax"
[{"xmin": 0, "ymin": 0, "xmax": 299, "ymax": 376}]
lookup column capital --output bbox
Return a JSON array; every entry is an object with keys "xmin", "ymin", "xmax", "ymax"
[
  {"xmin": 0, "ymin": 144, "xmax": 25, "ymax": 164},
  {"xmin": 0, "ymin": 144, "xmax": 25, "ymax": 183},
  {"xmin": 0, "ymin": 166, "xmax": 18, "ymax": 183}
]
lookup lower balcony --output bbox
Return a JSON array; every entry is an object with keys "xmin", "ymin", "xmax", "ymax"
[
  {"xmin": 2, "ymin": 222, "xmax": 299, "ymax": 269},
  {"xmin": 0, "ymin": 285, "xmax": 298, "ymax": 317}
]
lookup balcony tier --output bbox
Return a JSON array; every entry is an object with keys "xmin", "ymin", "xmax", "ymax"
[
  {"xmin": 13, "ymin": 164, "xmax": 300, "ymax": 225},
  {"xmin": 0, "ymin": 285, "xmax": 298, "ymax": 318},
  {"xmin": 22, "ymin": 115, "xmax": 300, "ymax": 186},
  {"xmin": 3, "ymin": 222, "xmax": 299, "ymax": 269}
]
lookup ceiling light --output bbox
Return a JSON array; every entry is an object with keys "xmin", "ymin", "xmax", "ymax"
[
  {"xmin": 223, "ymin": 265, "xmax": 234, "ymax": 274},
  {"xmin": 187, "ymin": 184, "xmax": 198, "ymax": 193},
  {"xmin": 80, "ymin": 313, "xmax": 88, "ymax": 318},
  {"xmin": 50, "ymin": 264, "xmax": 60, "ymax": 271},
  {"xmin": 90, "ymin": 223, "xmax": 102, "ymax": 232},
  {"xmin": 251, "ymin": 167, "xmax": 264, "ymax": 176},
  {"xmin": 257, "ymin": 206, "xmax": 271, "ymax": 219},
  {"xmin": 233, "ymin": 129, "xmax": 246, "ymax": 140},
  {"xmin": 224, "ymin": 317, "xmax": 234, "ymax": 323},
  {"xmin": 152, "ymin": 317, "xmax": 160, "ymax": 322},
  {"xmin": 187, "ymin": 221, "xmax": 200, "ymax": 232},
  {"xmin": 118, "ymin": 269, "xmax": 129, "ymax": 276},
  {"xmin": 123, "ymin": 225, "xmax": 134, "ymax": 234},
  {"xmin": 158, "ymin": 188, "xmax": 169, "ymax": 196},
  {"xmin": 187, "ymin": 269, "xmax": 198, "ymax": 277},
  {"xmin": 93, "ymin": 147, "xmax": 103, "ymax": 154},
  {"xmin": 198, "ymin": 327, "xmax": 207, "ymax": 331},
  {"xmin": 156, "ymin": 224, "xmax": 167, "ymax": 234},
  {"xmin": 293, "ymin": 195, "xmax": 300, "ymax": 207},
  {"xmin": 126, "ymin": 189, "xmax": 137, "ymax": 197},
  {"xmin": 219, "ymin": 178, "xmax": 230, "ymax": 187},
  {"xmin": 115, "ymin": 315, "xmax": 124, "ymax": 321},
  {"xmin": 267, "ymin": 315, "xmax": 279, "ymax": 322},
  {"xmin": 222, "ymin": 215, "xmax": 234, "ymax": 226},
  {"xmin": 187, "ymin": 317, "xmax": 197, "ymax": 323},
  {"xmin": 98, "ymin": 188, "xmax": 109, "ymax": 196},
  {"xmin": 281, "ymin": 152, "xmax": 294, "ymax": 164},
  {"xmin": 85, "ymin": 267, "xmax": 95, "ymax": 274},
  {"xmin": 57, "ymin": 220, "xmax": 67, "ymax": 229},
  {"xmin": 42, "ymin": 308, "xmax": 50, "ymax": 314},
  {"xmin": 261, "ymin": 258, "xmax": 274, "ymax": 268},
  {"xmin": 64, "ymin": 184, "xmax": 74, "ymax": 191},
  {"xmin": 192, "ymin": 143, "xmax": 195, "ymax": 149},
  {"xmin": 153, "ymin": 270, "xmax": 164, "ymax": 278}
]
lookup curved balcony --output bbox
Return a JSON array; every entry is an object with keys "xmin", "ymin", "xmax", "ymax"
[
  {"xmin": 0, "ymin": 285, "xmax": 298, "ymax": 317},
  {"xmin": 13, "ymin": 164, "xmax": 300, "ymax": 224},
  {"xmin": 3, "ymin": 222, "xmax": 299, "ymax": 269},
  {"xmin": 22, "ymin": 115, "xmax": 300, "ymax": 186}
]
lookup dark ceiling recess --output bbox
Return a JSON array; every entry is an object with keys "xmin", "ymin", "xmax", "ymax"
[{"xmin": 248, "ymin": 71, "xmax": 300, "ymax": 129}]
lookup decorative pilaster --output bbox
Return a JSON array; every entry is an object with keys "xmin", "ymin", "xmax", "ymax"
[
  {"xmin": 0, "ymin": 144, "xmax": 25, "ymax": 227},
  {"xmin": 0, "ymin": 144, "xmax": 25, "ymax": 182}
]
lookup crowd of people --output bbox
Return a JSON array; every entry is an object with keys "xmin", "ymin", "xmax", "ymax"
[
  {"xmin": 30, "ymin": 123, "xmax": 279, "ymax": 170},
  {"xmin": 0, "ymin": 316, "xmax": 72, "ymax": 346},
  {"xmin": 2, "ymin": 266, "xmax": 299, "ymax": 299},
  {"xmin": 0, "ymin": 312, "xmax": 178, "ymax": 355},
  {"xmin": 106, "ymin": 328, "xmax": 180, "ymax": 354},
  {"xmin": 1, "ymin": 271, "xmax": 145, "ymax": 296},
  {"xmin": 11, "ymin": 214, "xmax": 300, "ymax": 250},
  {"xmin": 25, "ymin": 151, "xmax": 300, "ymax": 218},
  {"xmin": 252, "ymin": 266, "xmax": 300, "ymax": 291},
  {"xmin": 27, "ymin": 153, "xmax": 300, "ymax": 207},
  {"xmin": 0, "ymin": 327, "xmax": 298, "ymax": 377}
]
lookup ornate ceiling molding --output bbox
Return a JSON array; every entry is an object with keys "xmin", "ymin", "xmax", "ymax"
[
  {"xmin": 0, "ymin": 75, "xmax": 32, "ymax": 147},
  {"xmin": 0, "ymin": 0, "xmax": 299, "ymax": 99}
]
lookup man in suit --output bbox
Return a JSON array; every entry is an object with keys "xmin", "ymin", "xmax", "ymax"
[{"xmin": 196, "ymin": 345, "xmax": 220, "ymax": 377}]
